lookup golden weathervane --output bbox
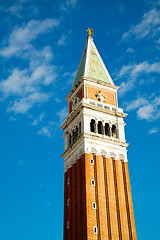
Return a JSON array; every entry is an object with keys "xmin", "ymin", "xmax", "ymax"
[{"xmin": 87, "ymin": 28, "xmax": 93, "ymax": 36}]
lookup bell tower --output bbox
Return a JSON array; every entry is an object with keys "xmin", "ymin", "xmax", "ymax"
[{"xmin": 61, "ymin": 30, "xmax": 137, "ymax": 240}]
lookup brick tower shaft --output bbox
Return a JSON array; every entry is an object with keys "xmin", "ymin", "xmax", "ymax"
[{"xmin": 61, "ymin": 31, "xmax": 137, "ymax": 240}]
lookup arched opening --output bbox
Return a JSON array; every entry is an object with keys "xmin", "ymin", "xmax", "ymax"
[
  {"xmin": 90, "ymin": 119, "xmax": 95, "ymax": 133},
  {"xmin": 72, "ymin": 129, "xmax": 76, "ymax": 142},
  {"xmin": 112, "ymin": 124, "xmax": 117, "ymax": 137},
  {"xmin": 98, "ymin": 121, "xmax": 102, "ymax": 134},
  {"xmin": 69, "ymin": 133, "xmax": 72, "ymax": 146},
  {"xmin": 105, "ymin": 123, "xmax": 110, "ymax": 136},
  {"xmin": 75, "ymin": 125, "xmax": 78, "ymax": 139},
  {"xmin": 79, "ymin": 122, "xmax": 81, "ymax": 135}
]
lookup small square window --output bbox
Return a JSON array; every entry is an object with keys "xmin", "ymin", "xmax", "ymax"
[
  {"xmin": 67, "ymin": 178, "xmax": 69, "ymax": 185},
  {"xmin": 67, "ymin": 221, "xmax": 69, "ymax": 229},
  {"xmin": 90, "ymin": 158, "xmax": 94, "ymax": 165},
  {"xmin": 93, "ymin": 226, "xmax": 98, "ymax": 234},
  {"xmin": 67, "ymin": 199, "xmax": 69, "ymax": 206},
  {"xmin": 92, "ymin": 202, "xmax": 96, "ymax": 209},
  {"xmin": 91, "ymin": 179, "xmax": 95, "ymax": 186}
]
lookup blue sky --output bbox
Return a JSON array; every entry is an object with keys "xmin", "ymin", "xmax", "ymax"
[{"xmin": 0, "ymin": 0, "xmax": 160, "ymax": 239}]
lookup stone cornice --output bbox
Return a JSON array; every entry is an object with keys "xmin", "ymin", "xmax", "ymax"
[
  {"xmin": 61, "ymin": 132, "xmax": 129, "ymax": 160},
  {"xmin": 84, "ymin": 133, "xmax": 129, "ymax": 147},
  {"xmin": 61, "ymin": 100, "xmax": 127, "ymax": 130}
]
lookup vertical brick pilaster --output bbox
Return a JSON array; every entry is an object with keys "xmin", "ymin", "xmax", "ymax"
[
  {"xmin": 112, "ymin": 159, "xmax": 122, "ymax": 240},
  {"xmin": 81, "ymin": 154, "xmax": 87, "ymax": 240},
  {"xmin": 85, "ymin": 153, "xmax": 98, "ymax": 240},
  {"xmin": 94, "ymin": 154, "xmax": 101, "ymax": 240},
  {"xmin": 123, "ymin": 162, "xmax": 137, "ymax": 240},
  {"xmin": 96, "ymin": 155, "xmax": 109, "ymax": 240},
  {"xmin": 103, "ymin": 157, "xmax": 112, "ymax": 240},
  {"xmin": 67, "ymin": 168, "xmax": 72, "ymax": 240},
  {"xmin": 63, "ymin": 172, "xmax": 68, "ymax": 240},
  {"xmin": 106, "ymin": 157, "xmax": 119, "ymax": 239},
  {"xmin": 71, "ymin": 163, "xmax": 76, "ymax": 240},
  {"xmin": 115, "ymin": 160, "xmax": 130, "ymax": 240},
  {"xmin": 77, "ymin": 158, "xmax": 82, "ymax": 240}
]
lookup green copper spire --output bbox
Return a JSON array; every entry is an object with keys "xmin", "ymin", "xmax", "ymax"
[
  {"xmin": 88, "ymin": 45, "xmax": 110, "ymax": 83},
  {"xmin": 73, "ymin": 47, "xmax": 86, "ymax": 87},
  {"xmin": 72, "ymin": 33, "xmax": 114, "ymax": 88}
]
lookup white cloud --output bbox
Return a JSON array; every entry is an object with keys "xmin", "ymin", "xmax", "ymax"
[
  {"xmin": 58, "ymin": 35, "xmax": 66, "ymax": 46},
  {"xmin": 60, "ymin": 0, "xmax": 77, "ymax": 11},
  {"xmin": 0, "ymin": 0, "xmax": 31, "ymax": 18},
  {"xmin": 66, "ymin": 0, "xmax": 77, "ymax": 6},
  {"xmin": 125, "ymin": 96, "xmax": 160, "ymax": 121},
  {"xmin": 126, "ymin": 48, "xmax": 135, "ymax": 53},
  {"xmin": 0, "ymin": 19, "xmax": 59, "ymax": 57},
  {"xmin": 118, "ymin": 61, "xmax": 160, "ymax": 78},
  {"xmin": 55, "ymin": 98, "xmax": 61, "ymax": 103},
  {"xmin": 123, "ymin": 9, "xmax": 160, "ymax": 41},
  {"xmin": 137, "ymin": 104, "xmax": 155, "ymax": 120},
  {"xmin": 7, "ymin": 92, "xmax": 49, "ymax": 114},
  {"xmin": 117, "ymin": 61, "xmax": 160, "ymax": 96},
  {"xmin": 148, "ymin": 127, "xmax": 159, "ymax": 134},
  {"xmin": 56, "ymin": 107, "xmax": 68, "ymax": 123},
  {"xmin": 125, "ymin": 97, "xmax": 149, "ymax": 111},
  {"xmin": 0, "ymin": 19, "xmax": 58, "ymax": 114},
  {"xmin": 31, "ymin": 113, "xmax": 45, "ymax": 126},
  {"xmin": 38, "ymin": 121, "xmax": 57, "ymax": 137}
]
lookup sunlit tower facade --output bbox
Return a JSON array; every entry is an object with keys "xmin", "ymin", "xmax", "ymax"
[{"xmin": 61, "ymin": 29, "xmax": 137, "ymax": 240}]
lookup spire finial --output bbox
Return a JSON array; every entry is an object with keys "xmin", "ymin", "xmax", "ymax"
[{"xmin": 87, "ymin": 28, "xmax": 93, "ymax": 37}]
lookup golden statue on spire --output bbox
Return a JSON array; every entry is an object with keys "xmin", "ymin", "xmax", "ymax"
[{"xmin": 87, "ymin": 28, "xmax": 93, "ymax": 36}]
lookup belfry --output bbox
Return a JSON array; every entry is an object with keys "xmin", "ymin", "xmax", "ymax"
[{"xmin": 61, "ymin": 29, "xmax": 137, "ymax": 240}]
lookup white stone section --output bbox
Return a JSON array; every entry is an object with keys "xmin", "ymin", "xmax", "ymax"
[
  {"xmin": 63, "ymin": 136, "xmax": 128, "ymax": 172},
  {"xmin": 62, "ymin": 92, "xmax": 128, "ymax": 172}
]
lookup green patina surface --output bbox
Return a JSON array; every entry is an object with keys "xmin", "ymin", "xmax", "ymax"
[
  {"xmin": 73, "ymin": 48, "xmax": 86, "ymax": 87},
  {"xmin": 88, "ymin": 46, "xmax": 110, "ymax": 83},
  {"xmin": 73, "ymin": 44, "xmax": 111, "ymax": 88}
]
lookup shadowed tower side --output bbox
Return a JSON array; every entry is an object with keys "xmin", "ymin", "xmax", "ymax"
[{"xmin": 61, "ymin": 29, "xmax": 137, "ymax": 240}]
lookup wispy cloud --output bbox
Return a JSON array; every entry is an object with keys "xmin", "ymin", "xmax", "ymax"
[
  {"xmin": 117, "ymin": 61, "xmax": 160, "ymax": 96},
  {"xmin": 60, "ymin": 0, "xmax": 77, "ymax": 11},
  {"xmin": 0, "ymin": 19, "xmax": 59, "ymax": 114},
  {"xmin": 7, "ymin": 93, "xmax": 49, "ymax": 114},
  {"xmin": 0, "ymin": 0, "xmax": 32, "ymax": 18},
  {"xmin": 123, "ymin": 9, "xmax": 160, "ymax": 41},
  {"xmin": 38, "ymin": 121, "xmax": 58, "ymax": 137},
  {"xmin": 58, "ymin": 35, "xmax": 67, "ymax": 46},
  {"xmin": 58, "ymin": 31, "xmax": 71, "ymax": 46},
  {"xmin": 31, "ymin": 113, "xmax": 45, "ymax": 126},
  {"xmin": 125, "ymin": 97, "xmax": 149, "ymax": 111},
  {"xmin": 56, "ymin": 107, "xmax": 68, "ymax": 123},
  {"xmin": 126, "ymin": 47, "xmax": 135, "ymax": 53},
  {"xmin": 125, "ymin": 96, "xmax": 160, "ymax": 121},
  {"xmin": 148, "ymin": 127, "xmax": 159, "ymax": 134},
  {"xmin": 0, "ymin": 19, "xmax": 59, "ymax": 57}
]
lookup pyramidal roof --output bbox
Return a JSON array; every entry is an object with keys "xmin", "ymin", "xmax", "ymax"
[{"xmin": 72, "ymin": 36, "xmax": 114, "ymax": 88}]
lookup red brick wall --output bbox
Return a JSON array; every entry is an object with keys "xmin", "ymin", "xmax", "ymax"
[{"xmin": 63, "ymin": 155, "xmax": 137, "ymax": 240}]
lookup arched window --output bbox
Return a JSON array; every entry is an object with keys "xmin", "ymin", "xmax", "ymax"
[
  {"xmin": 105, "ymin": 123, "xmax": 110, "ymax": 136},
  {"xmin": 69, "ymin": 133, "xmax": 72, "ymax": 146},
  {"xmin": 112, "ymin": 124, "xmax": 117, "ymax": 137},
  {"xmin": 98, "ymin": 121, "xmax": 102, "ymax": 134},
  {"xmin": 90, "ymin": 119, "xmax": 95, "ymax": 133},
  {"xmin": 72, "ymin": 129, "xmax": 76, "ymax": 142},
  {"xmin": 75, "ymin": 125, "xmax": 78, "ymax": 139},
  {"xmin": 79, "ymin": 122, "xmax": 81, "ymax": 135}
]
